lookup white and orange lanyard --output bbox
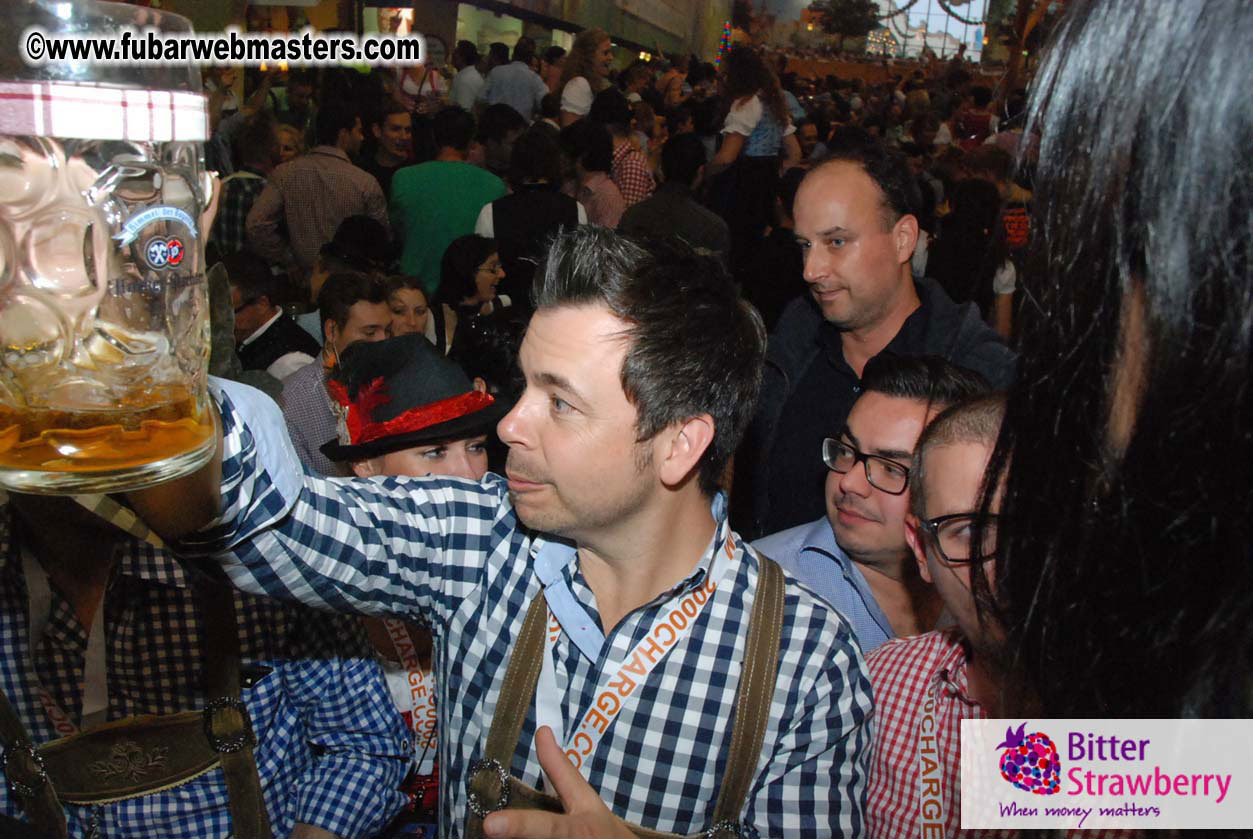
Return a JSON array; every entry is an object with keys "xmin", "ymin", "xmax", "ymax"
[
  {"xmin": 918, "ymin": 677, "xmax": 946, "ymax": 837},
  {"xmin": 532, "ymin": 517, "xmax": 738, "ymax": 776},
  {"xmin": 21, "ymin": 545, "xmax": 108, "ymax": 735},
  {"xmin": 382, "ymin": 617, "xmax": 437, "ymax": 774}
]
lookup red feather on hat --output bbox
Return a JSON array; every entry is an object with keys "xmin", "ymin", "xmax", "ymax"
[{"xmin": 326, "ymin": 376, "xmax": 391, "ymax": 446}]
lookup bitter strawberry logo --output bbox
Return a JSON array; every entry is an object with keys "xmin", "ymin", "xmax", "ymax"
[{"xmin": 996, "ymin": 722, "xmax": 1061, "ymax": 795}]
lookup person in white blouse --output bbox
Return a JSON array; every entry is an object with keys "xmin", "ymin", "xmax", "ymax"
[
  {"xmin": 559, "ymin": 28, "xmax": 614, "ymax": 127},
  {"xmin": 706, "ymin": 47, "xmax": 800, "ymax": 283}
]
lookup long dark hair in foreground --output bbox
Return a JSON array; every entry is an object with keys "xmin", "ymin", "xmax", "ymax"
[{"xmin": 983, "ymin": 0, "xmax": 1253, "ymax": 717}]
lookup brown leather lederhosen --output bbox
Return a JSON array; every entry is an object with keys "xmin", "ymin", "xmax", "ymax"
[
  {"xmin": 0, "ymin": 582, "xmax": 271, "ymax": 839},
  {"xmin": 464, "ymin": 556, "xmax": 784, "ymax": 839}
]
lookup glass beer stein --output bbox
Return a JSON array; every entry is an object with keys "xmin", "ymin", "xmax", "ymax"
[{"xmin": 0, "ymin": 1, "xmax": 215, "ymax": 493}]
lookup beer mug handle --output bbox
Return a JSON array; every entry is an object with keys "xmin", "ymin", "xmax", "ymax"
[{"xmin": 200, "ymin": 171, "xmax": 222, "ymax": 242}]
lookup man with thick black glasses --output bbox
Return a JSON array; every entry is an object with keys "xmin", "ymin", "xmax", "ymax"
[
  {"xmin": 754, "ymin": 354, "xmax": 989, "ymax": 654},
  {"xmin": 864, "ymin": 394, "xmax": 1011, "ymax": 837}
]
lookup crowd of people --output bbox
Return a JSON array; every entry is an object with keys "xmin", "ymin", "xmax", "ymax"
[
  {"xmin": 205, "ymin": 24, "xmax": 1034, "ymax": 361},
  {"xmin": 1, "ymin": 0, "xmax": 1250, "ymax": 836}
]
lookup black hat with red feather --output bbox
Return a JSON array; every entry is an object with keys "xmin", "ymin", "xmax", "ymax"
[{"xmin": 320, "ymin": 333, "xmax": 509, "ymax": 462}]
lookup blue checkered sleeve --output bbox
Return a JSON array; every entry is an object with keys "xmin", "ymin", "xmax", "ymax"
[
  {"xmin": 182, "ymin": 380, "xmax": 512, "ymax": 626},
  {"xmin": 284, "ymin": 633, "xmax": 410, "ymax": 835}
]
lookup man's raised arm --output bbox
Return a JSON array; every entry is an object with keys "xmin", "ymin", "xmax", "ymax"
[
  {"xmin": 119, "ymin": 377, "xmax": 511, "ymax": 629},
  {"xmin": 126, "ymin": 405, "xmax": 224, "ymax": 541}
]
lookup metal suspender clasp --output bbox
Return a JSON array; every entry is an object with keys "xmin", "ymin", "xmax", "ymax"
[
  {"xmin": 3, "ymin": 741, "xmax": 49, "ymax": 799},
  {"xmin": 201, "ymin": 697, "xmax": 255, "ymax": 754},
  {"xmin": 465, "ymin": 758, "xmax": 512, "ymax": 817},
  {"xmin": 705, "ymin": 819, "xmax": 744, "ymax": 839}
]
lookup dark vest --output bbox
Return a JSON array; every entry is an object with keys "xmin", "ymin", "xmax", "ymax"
[
  {"xmin": 490, "ymin": 185, "xmax": 580, "ymax": 308},
  {"xmin": 359, "ymin": 156, "xmax": 404, "ymax": 201},
  {"xmin": 237, "ymin": 312, "xmax": 321, "ymax": 373}
]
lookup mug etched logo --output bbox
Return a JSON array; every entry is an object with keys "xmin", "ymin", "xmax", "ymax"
[
  {"xmin": 145, "ymin": 237, "xmax": 170, "ymax": 269},
  {"xmin": 115, "ymin": 205, "xmax": 198, "ymax": 246},
  {"xmin": 144, "ymin": 236, "xmax": 185, "ymax": 270}
]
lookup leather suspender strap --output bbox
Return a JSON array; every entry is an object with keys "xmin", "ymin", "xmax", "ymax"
[
  {"xmin": 0, "ymin": 582, "xmax": 271, "ymax": 839},
  {"xmin": 0, "ymin": 687, "xmax": 67, "ymax": 838},
  {"xmin": 709, "ymin": 554, "xmax": 783, "ymax": 828},
  {"xmin": 483, "ymin": 590, "xmax": 549, "ymax": 776},
  {"xmin": 466, "ymin": 555, "xmax": 785, "ymax": 839},
  {"xmin": 196, "ymin": 581, "xmax": 272, "ymax": 839},
  {"xmin": 465, "ymin": 594, "xmax": 559, "ymax": 839}
]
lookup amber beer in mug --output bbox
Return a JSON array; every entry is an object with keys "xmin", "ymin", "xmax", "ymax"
[{"xmin": 0, "ymin": 1, "xmax": 215, "ymax": 493}]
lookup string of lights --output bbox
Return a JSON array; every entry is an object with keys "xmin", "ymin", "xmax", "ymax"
[
  {"xmin": 715, "ymin": 19, "xmax": 732, "ymax": 65},
  {"xmin": 875, "ymin": 0, "xmax": 924, "ymax": 21},
  {"xmin": 865, "ymin": 27, "xmax": 899, "ymax": 56},
  {"xmin": 936, "ymin": 0, "xmax": 986, "ymax": 27}
]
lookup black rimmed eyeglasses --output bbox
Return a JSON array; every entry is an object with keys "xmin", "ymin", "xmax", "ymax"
[
  {"xmin": 916, "ymin": 513, "xmax": 1001, "ymax": 565},
  {"xmin": 821, "ymin": 437, "xmax": 911, "ymax": 495}
]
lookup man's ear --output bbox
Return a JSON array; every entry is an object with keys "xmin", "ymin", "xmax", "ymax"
[
  {"xmin": 323, "ymin": 319, "xmax": 339, "ymax": 348},
  {"xmin": 904, "ymin": 513, "xmax": 933, "ymax": 584},
  {"xmin": 893, "ymin": 213, "xmax": 920, "ymax": 265},
  {"xmin": 657, "ymin": 414, "xmax": 715, "ymax": 488},
  {"xmin": 372, "ymin": 122, "xmax": 383, "ymax": 141},
  {"xmin": 472, "ymin": 376, "xmax": 488, "ymax": 393},
  {"xmin": 352, "ymin": 457, "xmax": 380, "ymax": 478}
]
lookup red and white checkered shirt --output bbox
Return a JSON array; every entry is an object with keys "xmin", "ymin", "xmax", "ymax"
[
  {"xmin": 610, "ymin": 139, "xmax": 655, "ymax": 207},
  {"xmin": 867, "ymin": 629, "xmax": 1139, "ymax": 839}
]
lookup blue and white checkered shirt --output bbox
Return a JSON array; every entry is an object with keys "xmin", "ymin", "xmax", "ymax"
[
  {"xmin": 183, "ymin": 382, "xmax": 875, "ymax": 838},
  {"xmin": 0, "ymin": 504, "xmax": 409, "ymax": 838}
]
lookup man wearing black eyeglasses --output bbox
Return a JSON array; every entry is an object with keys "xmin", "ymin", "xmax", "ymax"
[
  {"xmin": 224, "ymin": 250, "xmax": 320, "ymax": 381},
  {"xmin": 754, "ymin": 354, "xmax": 989, "ymax": 654},
  {"xmin": 864, "ymin": 394, "xmax": 1011, "ymax": 839}
]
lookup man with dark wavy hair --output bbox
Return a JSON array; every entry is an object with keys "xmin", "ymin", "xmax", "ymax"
[
  {"xmin": 134, "ymin": 228, "xmax": 873, "ymax": 839},
  {"xmin": 755, "ymin": 354, "xmax": 990, "ymax": 656},
  {"xmin": 279, "ymin": 271, "xmax": 391, "ymax": 476}
]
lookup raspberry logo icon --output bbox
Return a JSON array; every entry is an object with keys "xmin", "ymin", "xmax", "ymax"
[{"xmin": 996, "ymin": 722, "xmax": 1061, "ymax": 794}]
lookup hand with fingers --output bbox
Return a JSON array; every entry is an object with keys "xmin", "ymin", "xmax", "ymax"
[{"xmin": 482, "ymin": 727, "xmax": 636, "ymax": 839}]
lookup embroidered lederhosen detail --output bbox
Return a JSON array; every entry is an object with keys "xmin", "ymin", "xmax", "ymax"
[{"xmin": 0, "ymin": 582, "xmax": 272, "ymax": 839}]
